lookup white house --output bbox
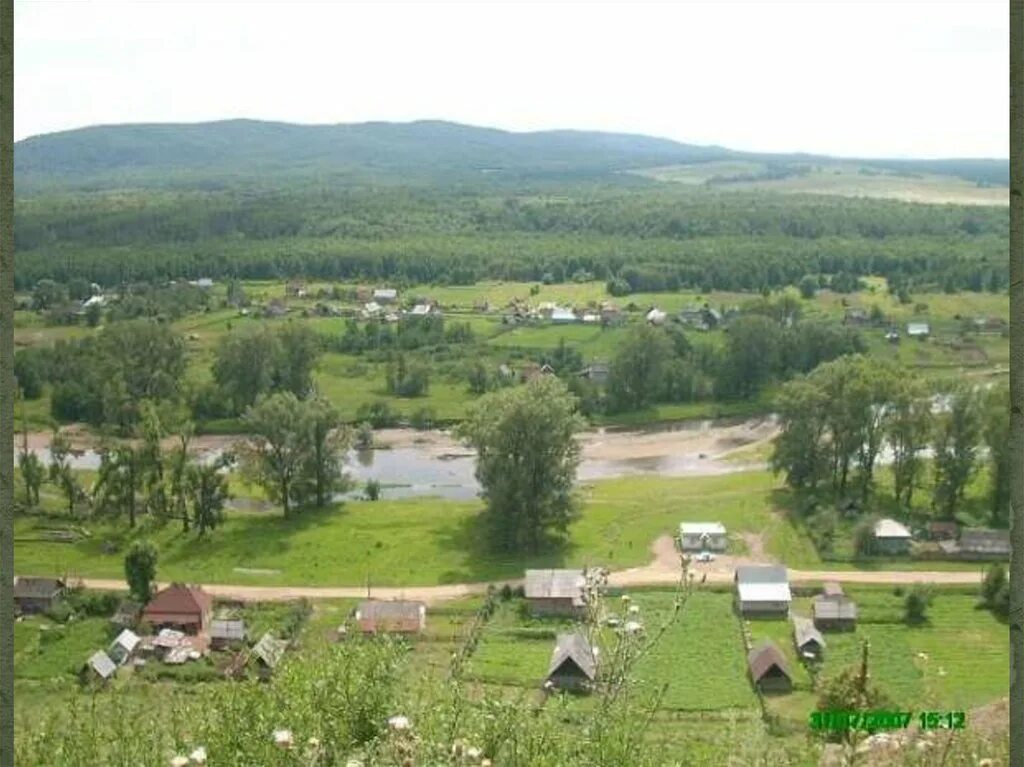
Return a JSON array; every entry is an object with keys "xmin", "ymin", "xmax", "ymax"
[
  {"xmin": 735, "ymin": 566, "xmax": 791, "ymax": 617},
  {"xmin": 907, "ymin": 322, "xmax": 930, "ymax": 339},
  {"xmin": 373, "ymin": 288, "xmax": 398, "ymax": 304},
  {"xmin": 108, "ymin": 629, "xmax": 141, "ymax": 666},
  {"xmin": 679, "ymin": 522, "xmax": 728, "ymax": 552},
  {"xmin": 873, "ymin": 518, "xmax": 912, "ymax": 555},
  {"xmin": 550, "ymin": 307, "xmax": 578, "ymax": 323},
  {"xmin": 362, "ymin": 301, "xmax": 383, "ymax": 318},
  {"xmin": 646, "ymin": 308, "xmax": 667, "ymax": 326}
]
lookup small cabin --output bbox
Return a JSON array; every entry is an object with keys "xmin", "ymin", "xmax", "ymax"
[
  {"xmin": 735, "ymin": 566, "xmax": 791, "ymax": 618},
  {"xmin": 546, "ymin": 632, "xmax": 597, "ymax": 693},
  {"xmin": 524, "ymin": 569, "xmax": 586, "ymax": 618},
  {"xmin": 748, "ymin": 640, "xmax": 792, "ymax": 694},
  {"xmin": 679, "ymin": 522, "xmax": 728, "ymax": 553},
  {"xmin": 792, "ymin": 616, "xmax": 826, "ymax": 661},
  {"xmin": 354, "ymin": 600, "xmax": 426, "ymax": 635},
  {"xmin": 873, "ymin": 518, "xmax": 912, "ymax": 555}
]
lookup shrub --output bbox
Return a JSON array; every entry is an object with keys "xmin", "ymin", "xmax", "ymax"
[
  {"xmin": 64, "ymin": 588, "xmax": 119, "ymax": 618},
  {"xmin": 365, "ymin": 479, "xmax": 381, "ymax": 501},
  {"xmin": 981, "ymin": 563, "xmax": 1007, "ymax": 607},
  {"xmin": 43, "ymin": 601, "xmax": 73, "ymax": 624},
  {"xmin": 904, "ymin": 584, "xmax": 934, "ymax": 624}
]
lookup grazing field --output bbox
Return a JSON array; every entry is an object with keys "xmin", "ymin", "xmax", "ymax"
[{"xmin": 14, "ymin": 617, "xmax": 111, "ymax": 680}]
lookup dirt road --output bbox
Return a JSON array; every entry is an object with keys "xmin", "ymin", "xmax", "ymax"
[{"xmin": 54, "ymin": 558, "xmax": 983, "ymax": 606}]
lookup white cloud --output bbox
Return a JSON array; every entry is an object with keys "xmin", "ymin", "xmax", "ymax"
[{"xmin": 13, "ymin": 0, "xmax": 1007, "ymax": 158}]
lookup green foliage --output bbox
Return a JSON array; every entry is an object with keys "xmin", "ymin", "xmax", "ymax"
[
  {"xmin": 816, "ymin": 641, "xmax": 893, "ymax": 744},
  {"xmin": 982, "ymin": 382, "xmax": 1010, "ymax": 526},
  {"xmin": 931, "ymin": 384, "xmax": 982, "ymax": 519},
  {"xmin": 124, "ymin": 540, "xmax": 158, "ymax": 603},
  {"xmin": 458, "ymin": 376, "xmax": 585, "ymax": 552},
  {"xmin": 903, "ymin": 584, "xmax": 934, "ymax": 624},
  {"xmin": 606, "ymin": 324, "xmax": 673, "ymax": 412},
  {"xmin": 63, "ymin": 588, "xmax": 119, "ymax": 618},
  {"xmin": 364, "ymin": 479, "xmax": 381, "ymax": 501}
]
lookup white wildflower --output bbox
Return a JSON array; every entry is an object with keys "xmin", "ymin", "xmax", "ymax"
[
  {"xmin": 481, "ymin": 760, "xmax": 492, "ymax": 767},
  {"xmin": 917, "ymin": 652, "xmax": 928, "ymax": 661},
  {"xmin": 624, "ymin": 620, "xmax": 643, "ymax": 634},
  {"xmin": 170, "ymin": 757, "xmax": 189, "ymax": 767},
  {"xmin": 620, "ymin": 594, "xmax": 631, "ymax": 603},
  {"xmin": 628, "ymin": 604, "xmax": 640, "ymax": 615},
  {"xmin": 346, "ymin": 760, "xmax": 365, "ymax": 767},
  {"xmin": 466, "ymin": 746, "xmax": 482, "ymax": 760},
  {"xmin": 273, "ymin": 729, "xmax": 294, "ymax": 749},
  {"xmin": 388, "ymin": 715, "xmax": 411, "ymax": 731},
  {"xmin": 307, "ymin": 736, "xmax": 321, "ymax": 748},
  {"xmin": 978, "ymin": 758, "xmax": 995, "ymax": 767},
  {"xmin": 189, "ymin": 746, "xmax": 207, "ymax": 765}
]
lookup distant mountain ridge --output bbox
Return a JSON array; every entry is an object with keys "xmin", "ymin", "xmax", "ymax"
[{"xmin": 14, "ymin": 118, "xmax": 1009, "ymax": 191}]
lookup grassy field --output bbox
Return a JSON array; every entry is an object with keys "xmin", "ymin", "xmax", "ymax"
[{"xmin": 636, "ymin": 161, "xmax": 1009, "ymax": 207}]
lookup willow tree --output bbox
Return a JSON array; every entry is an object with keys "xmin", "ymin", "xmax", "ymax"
[{"xmin": 457, "ymin": 376, "xmax": 584, "ymax": 552}]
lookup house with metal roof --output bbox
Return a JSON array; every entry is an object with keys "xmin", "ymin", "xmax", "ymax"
[
  {"xmin": 550, "ymin": 307, "xmax": 578, "ymax": 324},
  {"xmin": 109, "ymin": 629, "xmax": 141, "ymax": 666},
  {"xmin": 354, "ymin": 600, "xmax": 426, "ymax": 635},
  {"xmin": 546, "ymin": 633, "xmax": 598, "ymax": 692},
  {"xmin": 142, "ymin": 584, "xmax": 213, "ymax": 634},
  {"xmin": 747, "ymin": 641, "xmax": 792, "ymax": 693},
  {"xmin": 373, "ymin": 288, "xmax": 398, "ymax": 304},
  {"xmin": 85, "ymin": 650, "xmax": 117, "ymax": 682},
  {"xmin": 679, "ymin": 522, "xmax": 728, "ymax": 552},
  {"xmin": 873, "ymin": 518, "xmax": 913, "ymax": 555},
  {"xmin": 251, "ymin": 633, "xmax": 288, "ymax": 679},
  {"xmin": 813, "ymin": 594, "xmax": 858, "ymax": 631},
  {"xmin": 734, "ymin": 566, "xmax": 791, "ymax": 617},
  {"xmin": 792, "ymin": 616, "xmax": 826, "ymax": 660},
  {"xmin": 939, "ymin": 528, "xmax": 1011, "ymax": 560},
  {"xmin": 210, "ymin": 619, "xmax": 247, "ymax": 649},
  {"xmin": 525, "ymin": 569, "xmax": 587, "ymax": 617},
  {"xmin": 13, "ymin": 576, "xmax": 65, "ymax": 615},
  {"xmin": 906, "ymin": 322, "xmax": 930, "ymax": 339}
]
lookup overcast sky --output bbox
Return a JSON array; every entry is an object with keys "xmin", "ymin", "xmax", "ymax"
[{"xmin": 14, "ymin": 0, "xmax": 1008, "ymax": 159}]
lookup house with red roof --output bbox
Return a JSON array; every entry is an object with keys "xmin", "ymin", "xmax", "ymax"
[{"xmin": 142, "ymin": 583, "xmax": 213, "ymax": 635}]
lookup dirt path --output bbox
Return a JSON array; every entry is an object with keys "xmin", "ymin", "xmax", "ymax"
[{"xmin": 56, "ymin": 562, "xmax": 982, "ymax": 605}]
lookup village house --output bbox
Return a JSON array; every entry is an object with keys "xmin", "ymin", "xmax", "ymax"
[
  {"xmin": 939, "ymin": 528, "xmax": 1011, "ymax": 560},
  {"xmin": 407, "ymin": 302, "xmax": 439, "ymax": 317},
  {"xmin": 13, "ymin": 576, "xmax": 65, "ymax": 615},
  {"xmin": 373, "ymin": 288, "xmax": 398, "ymax": 304},
  {"xmin": 354, "ymin": 600, "xmax": 427, "ymax": 635},
  {"xmin": 525, "ymin": 569, "xmax": 587, "ymax": 618},
  {"xmin": 734, "ymin": 566, "xmax": 791, "ymax": 617},
  {"xmin": 520, "ymin": 363, "xmax": 555, "ymax": 384},
  {"xmin": 873, "ymin": 518, "xmax": 912, "ymax": 555},
  {"xmin": 812, "ymin": 582, "xmax": 858, "ymax": 632},
  {"xmin": 578, "ymin": 362, "xmax": 610, "ymax": 385},
  {"xmin": 109, "ymin": 629, "xmax": 141, "ymax": 666},
  {"xmin": 546, "ymin": 632, "xmax": 597, "ymax": 693},
  {"xmin": 142, "ymin": 583, "xmax": 213, "ymax": 635},
  {"xmin": 885, "ymin": 328, "xmax": 901, "ymax": 344},
  {"xmin": 285, "ymin": 281, "xmax": 308, "ymax": 298},
  {"xmin": 679, "ymin": 522, "xmax": 728, "ymax": 553},
  {"xmin": 792, "ymin": 616, "xmax": 826, "ymax": 661},
  {"xmin": 550, "ymin": 306, "xmax": 578, "ymax": 323},
  {"xmin": 927, "ymin": 520, "xmax": 960, "ymax": 541},
  {"xmin": 843, "ymin": 308, "xmax": 869, "ymax": 326},
  {"xmin": 747, "ymin": 641, "xmax": 792, "ymax": 693},
  {"xmin": 362, "ymin": 301, "xmax": 383, "ymax": 318},
  {"xmin": 906, "ymin": 322, "xmax": 931, "ymax": 340},
  {"xmin": 581, "ymin": 311, "xmax": 600, "ymax": 324},
  {"xmin": 263, "ymin": 301, "xmax": 288, "ymax": 319},
  {"xmin": 600, "ymin": 304, "xmax": 625, "ymax": 326},
  {"xmin": 210, "ymin": 618, "xmax": 247, "ymax": 650},
  {"xmin": 970, "ymin": 316, "xmax": 1007, "ymax": 334},
  {"xmin": 646, "ymin": 308, "xmax": 667, "ymax": 326}
]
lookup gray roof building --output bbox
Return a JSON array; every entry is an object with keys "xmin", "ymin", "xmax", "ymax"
[
  {"xmin": 735, "ymin": 566, "xmax": 788, "ymax": 585},
  {"xmin": 524, "ymin": 569, "xmax": 586, "ymax": 606},
  {"xmin": 210, "ymin": 619, "xmax": 247, "ymax": 643},
  {"xmin": 252, "ymin": 633, "xmax": 288, "ymax": 670},
  {"xmin": 87, "ymin": 650, "xmax": 117, "ymax": 680},
  {"xmin": 548, "ymin": 632, "xmax": 598, "ymax": 681},
  {"xmin": 792, "ymin": 616, "xmax": 826, "ymax": 655}
]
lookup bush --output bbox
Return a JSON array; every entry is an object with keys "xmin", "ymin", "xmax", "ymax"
[
  {"xmin": 365, "ymin": 479, "xmax": 381, "ymax": 501},
  {"xmin": 410, "ymin": 407, "xmax": 435, "ymax": 430},
  {"xmin": 64, "ymin": 588, "xmax": 119, "ymax": 618},
  {"xmin": 904, "ymin": 584, "xmax": 934, "ymax": 624},
  {"xmin": 44, "ymin": 601, "xmax": 73, "ymax": 624}
]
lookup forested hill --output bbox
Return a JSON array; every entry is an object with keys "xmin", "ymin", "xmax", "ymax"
[{"xmin": 14, "ymin": 119, "xmax": 1008, "ymax": 192}]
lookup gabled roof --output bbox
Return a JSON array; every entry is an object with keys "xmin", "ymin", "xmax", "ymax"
[
  {"xmin": 792, "ymin": 616, "xmax": 826, "ymax": 650},
  {"xmin": 874, "ymin": 518, "xmax": 912, "ymax": 539},
  {"xmin": 524, "ymin": 569, "xmax": 585, "ymax": 604},
  {"xmin": 356, "ymin": 600, "xmax": 425, "ymax": 622},
  {"xmin": 958, "ymin": 528, "xmax": 1011, "ymax": 554},
  {"xmin": 735, "ymin": 566, "xmax": 788, "ymax": 585},
  {"xmin": 748, "ymin": 640, "xmax": 790, "ymax": 682},
  {"xmin": 813, "ymin": 596, "xmax": 858, "ymax": 621},
  {"xmin": 821, "ymin": 582, "xmax": 844, "ymax": 599},
  {"xmin": 111, "ymin": 629, "xmax": 140, "ymax": 654},
  {"xmin": 737, "ymin": 582, "xmax": 792, "ymax": 604},
  {"xmin": 143, "ymin": 583, "xmax": 212, "ymax": 618},
  {"xmin": 680, "ymin": 522, "xmax": 727, "ymax": 536},
  {"xmin": 210, "ymin": 619, "xmax": 247, "ymax": 641},
  {"xmin": 13, "ymin": 577, "xmax": 64, "ymax": 599},
  {"xmin": 548, "ymin": 632, "xmax": 597, "ymax": 681},
  {"xmin": 88, "ymin": 650, "xmax": 117, "ymax": 680},
  {"xmin": 252, "ymin": 633, "xmax": 287, "ymax": 669}
]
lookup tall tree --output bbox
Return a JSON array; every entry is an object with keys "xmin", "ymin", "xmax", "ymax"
[
  {"xmin": 982, "ymin": 382, "xmax": 1011, "ymax": 526},
  {"xmin": 770, "ymin": 378, "xmax": 829, "ymax": 490},
  {"xmin": 606, "ymin": 324, "xmax": 672, "ymax": 412},
  {"xmin": 886, "ymin": 377, "xmax": 933, "ymax": 509},
  {"xmin": 167, "ymin": 426, "xmax": 194, "ymax": 532},
  {"xmin": 186, "ymin": 456, "xmax": 231, "ymax": 537},
  {"xmin": 457, "ymin": 376, "xmax": 584, "ymax": 552},
  {"xmin": 16, "ymin": 403, "xmax": 41, "ymax": 508},
  {"xmin": 47, "ymin": 429, "xmax": 82, "ymax": 517},
  {"xmin": 717, "ymin": 315, "xmax": 780, "ymax": 399},
  {"xmin": 273, "ymin": 322, "xmax": 321, "ymax": 398},
  {"xmin": 239, "ymin": 392, "xmax": 309, "ymax": 518},
  {"xmin": 212, "ymin": 326, "xmax": 279, "ymax": 414},
  {"xmin": 124, "ymin": 540, "xmax": 158, "ymax": 603},
  {"xmin": 296, "ymin": 397, "xmax": 351, "ymax": 509},
  {"xmin": 931, "ymin": 385, "xmax": 982, "ymax": 519},
  {"xmin": 93, "ymin": 443, "xmax": 143, "ymax": 528}
]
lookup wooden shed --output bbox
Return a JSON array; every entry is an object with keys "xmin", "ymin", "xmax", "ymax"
[
  {"xmin": 524, "ymin": 569, "xmax": 586, "ymax": 618},
  {"xmin": 792, "ymin": 616, "xmax": 826, "ymax": 660},
  {"xmin": 747, "ymin": 640, "xmax": 792, "ymax": 694},
  {"xmin": 354, "ymin": 600, "xmax": 426, "ymax": 635},
  {"xmin": 546, "ymin": 633, "xmax": 597, "ymax": 693}
]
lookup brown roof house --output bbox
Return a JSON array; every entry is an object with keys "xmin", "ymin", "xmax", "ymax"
[
  {"xmin": 748, "ymin": 640, "xmax": 792, "ymax": 694},
  {"xmin": 13, "ymin": 577, "xmax": 65, "ymax": 615},
  {"xmin": 524, "ymin": 569, "xmax": 586, "ymax": 618},
  {"xmin": 142, "ymin": 584, "xmax": 213, "ymax": 635},
  {"xmin": 354, "ymin": 600, "xmax": 427, "ymax": 635},
  {"xmin": 546, "ymin": 632, "xmax": 598, "ymax": 693}
]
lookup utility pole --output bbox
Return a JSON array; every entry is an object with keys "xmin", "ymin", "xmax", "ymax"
[{"xmin": 1010, "ymin": 2, "xmax": 1023, "ymax": 765}]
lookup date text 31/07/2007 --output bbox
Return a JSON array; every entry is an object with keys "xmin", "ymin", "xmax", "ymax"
[{"xmin": 808, "ymin": 711, "xmax": 967, "ymax": 731}]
